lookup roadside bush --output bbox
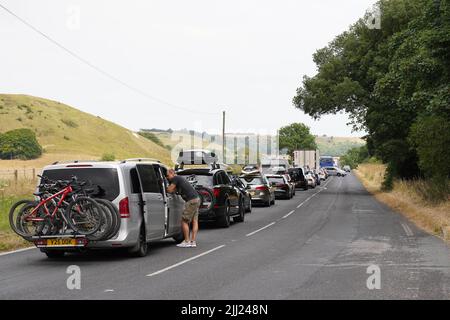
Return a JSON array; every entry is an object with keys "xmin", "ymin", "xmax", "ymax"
[
  {"xmin": 101, "ymin": 153, "xmax": 116, "ymax": 161},
  {"xmin": 61, "ymin": 118, "xmax": 78, "ymax": 128},
  {"xmin": 0, "ymin": 129, "xmax": 42, "ymax": 160},
  {"xmin": 138, "ymin": 131, "xmax": 165, "ymax": 148}
]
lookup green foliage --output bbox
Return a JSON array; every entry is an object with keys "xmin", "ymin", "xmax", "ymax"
[
  {"xmin": 101, "ymin": 153, "xmax": 116, "ymax": 161},
  {"xmin": 278, "ymin": 123, "xmax": 317, "ymax": 156},
  {"xmin": 340, "ymin": 145, "xmax": 370, "ymax": 169},
  {"xmin": 0, "ymin": 128, "xmax": 43, "ymax": 160},
  {"xmin": 138, "ymin": 131, "xmax": 165, "ymax": 148},
  {"xmin": 410, "ymin": 115, "xmax": 450, "ymax": 178},
  {"xmin": 293, "ymin": 0, "xmax": 449, "ymax": 191}
]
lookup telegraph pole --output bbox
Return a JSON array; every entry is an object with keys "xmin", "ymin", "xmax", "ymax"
[{"xmin": 222, "ymin": 110, "xmax": 226, "ymax": 164}]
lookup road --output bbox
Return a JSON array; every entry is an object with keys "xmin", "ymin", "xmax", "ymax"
[{"xmin": 0, "ymin": 174, "xmax": 449, "ymax": 300}]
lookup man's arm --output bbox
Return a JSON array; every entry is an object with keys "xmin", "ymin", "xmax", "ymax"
[{"xmin": 167, "ymin": 182, "xmax": 177, "ymax": 194}]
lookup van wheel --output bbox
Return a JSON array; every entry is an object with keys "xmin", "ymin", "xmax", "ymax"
[
  {"xmin": 173, "ymin": 231, "xmax": 185, "ymax": 244},
  {"xmin": 129, "ymin": 226, "xmax": 148, "ymax": 257},
  {"xmin": 217, "ymin": 201, "xmax": 231, "ymax": 228},
  {"xmin": 233, "ymin": 200, "xmax": 245, "ymax": 223}
]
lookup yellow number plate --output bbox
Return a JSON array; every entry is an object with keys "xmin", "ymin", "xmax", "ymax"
[{"xmin": 46, "ymin": 238, "xmax": 77, "ymax": 246}]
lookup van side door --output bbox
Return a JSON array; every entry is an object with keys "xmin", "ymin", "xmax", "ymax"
[
  {"xmin": 156, "ymin": 166, "xmax": 183, "ymax": 236},
  {"xmin": 136, "ymin": 164, "xmax": 166, "ymax": 241}
]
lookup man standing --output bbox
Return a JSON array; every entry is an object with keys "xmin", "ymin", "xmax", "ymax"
[{"xmin": 166, "ymin": 169, "xmax": 200, "ymax": 248}]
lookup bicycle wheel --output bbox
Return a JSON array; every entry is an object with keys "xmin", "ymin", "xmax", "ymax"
[
  {"xmin": 87, "ymin": 200, "xmax": 111, "ymax": 241},
  {"xmin": 94, "ymin": 199, "xmax": 120, "ymax": 240},
  {"xmin": 9, "ymin": 199, "xmax": 35, "ymax": 236},
  {"xmin": 15, "ymin": 203, "xmax": 47, "ymax": 239},
  {"xmin": 65, "ymin": 197, "xmax": 102, "ymax": 235}
]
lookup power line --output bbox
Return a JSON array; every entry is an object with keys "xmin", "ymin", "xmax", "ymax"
[{"xmin": 0, "ymin": 2, "xmax": 217, "ymax": 116}]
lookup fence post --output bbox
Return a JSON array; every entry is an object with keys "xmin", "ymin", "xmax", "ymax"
[{"xmin": 14, "ymin": 169, "xmax": 18, "ymax": 186}]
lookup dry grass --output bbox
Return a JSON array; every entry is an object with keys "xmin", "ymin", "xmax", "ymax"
[
  {"xmin": 355, "ymin": 163, "xmax": 450, "ymax": 241},
  {"xmin": 0, "ymin": 187, "xmax": 34, "ymax": 252}
]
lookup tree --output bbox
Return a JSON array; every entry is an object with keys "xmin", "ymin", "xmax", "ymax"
[
  {"xmin": 292, "ymin": 0, "xmax": 449, "ymax": 190},
  {"xmin": 0, "ymin": 128, "xmax": 43, "ymax": 160},
  {"xmin": 278, "ymin": 123, "xmax": 317, "ymax": 156},
  {"xmin": 340, "ymin": 145, "xmax": 370, "ymax": 169}
]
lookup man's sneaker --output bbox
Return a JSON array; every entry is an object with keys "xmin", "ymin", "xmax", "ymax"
[
  {"xmin": 176, "ymin": 241, "xmax": 191, "ymax": 248},
  {"xmin": 190, "ymin": 241, "xmax": 197, "ymax": 248}
]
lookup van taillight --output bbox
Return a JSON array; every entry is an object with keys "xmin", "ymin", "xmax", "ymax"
[
  {"xmin": 119, "ymin": 197, "xmax": 130, "ymax": 218},
  {"xmin": 213, "ymin": 188, "xmax": 220, "ymax": 198}
]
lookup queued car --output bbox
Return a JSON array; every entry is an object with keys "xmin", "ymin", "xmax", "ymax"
[
  {"xmin": 230, "ymin": 175, "xmax": 252, "ymax": 213},
  {"xmin": 36, "ymin": 158, "xmax": 186, "ymax": 258},
  {"xmin": 304, "ymin": 170, "xmax": 317, "ymax": 188},
  {"xmin": 239, "ymin": 174, "xmax": 275, "ymax": 207},
  {"xmin": 324, "ymin": 166, "xmax": 347, "ymax": 177},
  {"xmin": 343, "ymin": 165, "xmax": 351, "ymax": 172},
  {"xmin": 288, "ymin": 167, "xmax": 308, "ymax": 190},
  {"xmin": 241, "ymin": 164, "xmax": 260, "ymax": 174},
  {"xmin": 282, "ymin": 174, "xmax": 296, "ymax": 196},
  {"xmin": 177, "ymin": 168, "xmax": 245, "ymax": 227},
  {"xmin": 313, "ymin": 169, "xmax": 321, "ymax": 186},
  {"xmin": 318, "ymin": 168, "xmax": 328, "ymax": 181},
  {"xmin": 266, "ymin": 175, "xmax": 294, "ymax": 199}
]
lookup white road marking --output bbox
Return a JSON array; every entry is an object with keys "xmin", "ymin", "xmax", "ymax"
[
  {"xmin": 146, "ymin": 245, "xmax": 226, "ymax": 277},
  {"xmin": 0, "ymin": 246, "xmax": 36, "ymax": 257},
  {"xmin": 401, "ymin": 223, "xmax": 414, "ymax": 237},
  {"xmin": 246, "ymin": 222, "xmax": 276, "ymax": 237},
  {"xmin": 104, "ymin": 289, "xmax": 115, "ymax": 293},
  {"xmin": 282, "ymin": 210, "xmax": 295, "ymax": 219}
]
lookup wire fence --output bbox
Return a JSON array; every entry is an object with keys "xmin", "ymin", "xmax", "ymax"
[{"xmin": 0, "ymin": 168, "xmax": 42, "ymax": 182}]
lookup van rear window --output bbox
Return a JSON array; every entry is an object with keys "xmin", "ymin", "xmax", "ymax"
[{"xmin": 42, "ymin": 168, "xmax": 120, "ymax": 201}]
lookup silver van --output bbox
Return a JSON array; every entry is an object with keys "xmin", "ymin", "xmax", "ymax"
[{"xmin": 35, "ymin": 159, "xmax": 185, "ymax": 257}]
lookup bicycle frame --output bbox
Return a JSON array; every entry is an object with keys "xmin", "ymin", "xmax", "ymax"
[{"xmin": 25, "ymin": 185, "xmax": 73, "ymax": 222}]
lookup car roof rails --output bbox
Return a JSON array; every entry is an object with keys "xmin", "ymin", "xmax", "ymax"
[
  {"xmin": 175, "ymin": 161, "xmax": 221, "ymax": 172},
  {"xmin": 121, "ymin": 158, "xmax": 161, "ymax": 164},
  {"xmin": 51, "ymin": 160, "xmax": 99, "ymax": 165}
]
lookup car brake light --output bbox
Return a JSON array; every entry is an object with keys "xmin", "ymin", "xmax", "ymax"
[
  {"xmin": 213, "ymin": 188, "xmax": 220, "ymax": 198},
  {"xmin": 255, "ymin": 185, "xmax": 268, "ymax": 191},
  {"xmin": 119, "ymin": 197, "xmax": 130, "ymax": 218}
]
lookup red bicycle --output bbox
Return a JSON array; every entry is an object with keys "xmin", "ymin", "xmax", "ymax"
[{"xmin": 10, "ymin": 178, "xmax": 103, "ymax": 239}]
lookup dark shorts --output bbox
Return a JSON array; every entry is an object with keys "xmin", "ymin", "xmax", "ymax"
[{"xmin": 182, "ymin": 198, "xmax": 200, "ymax": 223}]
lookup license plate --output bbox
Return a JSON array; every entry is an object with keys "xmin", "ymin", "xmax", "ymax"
[
  {"xmin": 249, "ymin": 191, "xmax": 256, "ymax": 196},
  {"xmin": 46, "ymin": 238, "xmax": 77, "ymax": 247}
]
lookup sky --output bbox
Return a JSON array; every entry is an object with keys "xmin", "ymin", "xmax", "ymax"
[{"xmin": 0, "ymin": 0, "xmax": 377, "ymax": 137}]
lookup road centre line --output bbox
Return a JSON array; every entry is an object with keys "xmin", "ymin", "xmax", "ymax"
[
  {"xmin": 146, "ymin": 245, "xmax": 226, "ymax": 277},
  {"xmin": 282, "ymin": 210, "xmax": 295, "ymax": 219},
  {"xmin": 246, "ymin": 222, "xmax": 276, "ymax": 237}
]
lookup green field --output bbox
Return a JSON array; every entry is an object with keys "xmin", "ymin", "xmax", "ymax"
[{"xmin": 0, "ymin": 94, "xmax": 172, "ymax": 164}]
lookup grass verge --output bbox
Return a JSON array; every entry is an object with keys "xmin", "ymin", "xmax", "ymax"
[
  {"xmin": 0, "ymin": 195, "xmax": 33, "ymax": 252},
  {"xmin": 354, "ymin": 163, "xmax": 450, "ymax": 241}
]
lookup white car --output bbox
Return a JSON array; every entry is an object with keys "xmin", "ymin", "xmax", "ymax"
[
  {"xmin": 304, "ymin": 170, "xmax": 317, "ymax": 188},
  {"xmin": 325, "ymin": 166, "xmax": 347, "ymax": 177}
]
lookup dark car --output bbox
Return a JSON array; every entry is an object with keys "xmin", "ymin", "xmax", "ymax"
[
  {"xmin": 177, "ymin": 168, "xmax": 245, "ymax": 227},
  {"xmin": 266, "ymin": 175, "xmax": 293, "ymax": 199},
  {"xmin": 288, "ymin": 167, "xmax": 308, "ymax": 190},
  {"xmin": 230, "ymin": 176, "xmax": 252, "ymax": 213}
]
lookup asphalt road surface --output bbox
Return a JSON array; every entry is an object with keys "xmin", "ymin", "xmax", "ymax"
[{"xmin": 1, "ymin": 174, "xmax": 449, "ymax": 300}]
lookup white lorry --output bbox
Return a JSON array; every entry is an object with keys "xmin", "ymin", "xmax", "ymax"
[{"xmin": 293, "ymin": 150, "xmax": 320, "ymax": 170}]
